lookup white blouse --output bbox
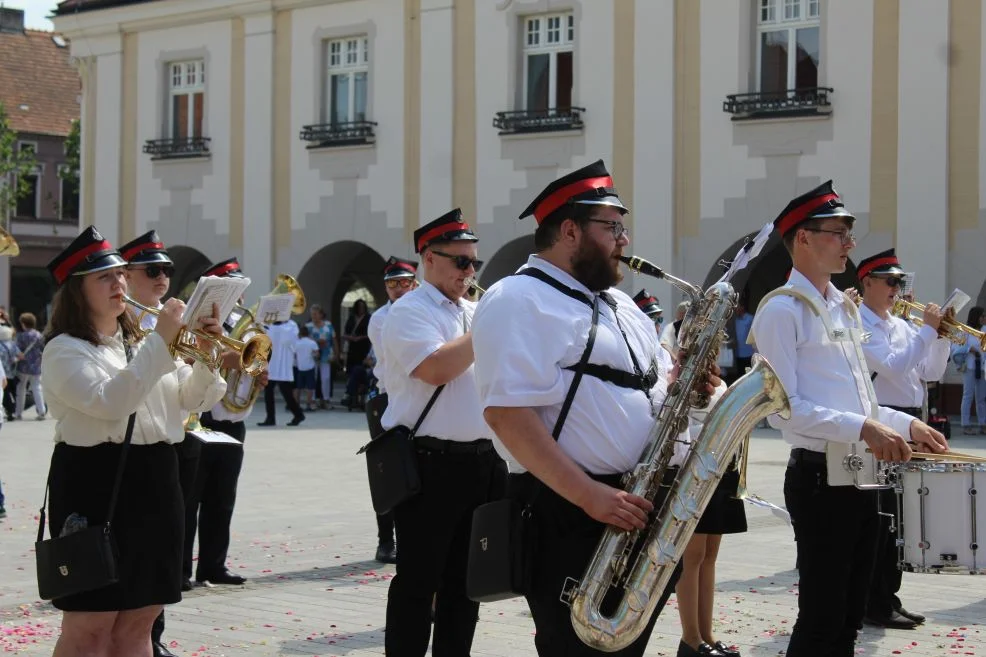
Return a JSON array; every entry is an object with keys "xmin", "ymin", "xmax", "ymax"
[{"xmin": 41, "ymin": 330, "xmax": 227, "ymax": 447}]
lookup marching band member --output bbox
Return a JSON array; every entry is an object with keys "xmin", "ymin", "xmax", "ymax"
[
  {"xmin": 187, "ymin": 257, "xmax": 268, "ymax": 587},
  {"xmin": 856, "ymin": 248, "xmax": 950, "ymax": 629},
  {"xmin": 748, "ymin": 182, "xmax": 947, "ymax": 656},
  {"xmin": 380, "ymin": 210, "xmax": 506, "ymax": 656},
  {"xmin": 118, "ymin": 230, "xmax": 187, "ymax": 657},
  {"xmin": 633, "ymin": 289, "xmax": 664, "ymax": 334},
  {"xmin": 365, "ymin": 256, "xmax": 419, "ymax": 565},
  {"xmin": 41, "ymin": 227, "xmax": 226, "ymax": 657},
  {"xmin": 473, "ymin": 160, "xmax": 724, "ymax": 657}
]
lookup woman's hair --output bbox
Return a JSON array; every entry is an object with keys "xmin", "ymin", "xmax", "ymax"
[
  {"xmin": 45, "ymin": 274, "xmax": 140, "ymax": 346},
  {"xmin": 353, "ymin": 299, "xmax": 368, "ymax": 314},
  {"xmin": 968, "ymin": 306, "xmax": 985, "ymax": 329}
]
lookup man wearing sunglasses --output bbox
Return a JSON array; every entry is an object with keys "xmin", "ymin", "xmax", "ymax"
[
  {"xmin": 749, "ymin": 183, "xmax": 947, "ymax": 657},
  {"xmin": 364, "ymin": 255, "xmax": 419, "ymax": 565},
  {"xmin": 856, "ymin": 248, "xmax": 950, "ymax": 631},
  {"xmin": 379, "ymin": 209, "xmax": 506, "ymax": 657},
  {"xmin": 118, "ymin": 230, "xmax": 182, "ymax": 657}
]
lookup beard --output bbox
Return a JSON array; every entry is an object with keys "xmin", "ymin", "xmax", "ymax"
[{"xmin": 572, "ymin": 237, "xmax": 622, "ymax": 292}]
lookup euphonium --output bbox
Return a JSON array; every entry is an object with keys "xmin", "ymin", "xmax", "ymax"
[
  {"xmin": 567, "ymin": 255, "xmax": 791, "ymax": 652},
  {"xmin": 125, "ymin": 295, "xmax": 272, "ymax": 374},
  {"xmin": 220, "ymin": 274, "xmax": 306, "ymax": 412}
]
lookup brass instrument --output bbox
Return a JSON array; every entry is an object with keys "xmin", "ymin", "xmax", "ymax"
[
  {"xmin": 567, "ymin": 255, "xmax": 791, "ymax": 652},
  {"xmin": 220, "ymin": 274, "xmax": 306, "ymax": 412},
  {"xmin": 125, "ymin": 295, "xmax": 272, "ymax": 374},
  {"xmin": 465, "ymin": 277, "xmax": 485, "ymax": 298},
  {"xmin": 892, "ymin": 297, "xmax": 986, "ymax": 350},
  {"xmin": 0, "ymin": 225, "xmax": 19, "ymax": 256}
]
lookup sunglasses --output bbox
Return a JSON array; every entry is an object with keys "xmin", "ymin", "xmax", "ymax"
[
  {"xmin": 385, "ymin": 278, "xmax": 415, "ymax": 290},
  {"xmin": 878, "ymin": 276, "xmax": 904, "ymax": 288},
  {"xmin": 431, "ymin": 249, "xmax": 484, "ymax": 272},
  {"xmin": 137, "ymin": 264, "xmax": 175, "ymax": 279}
]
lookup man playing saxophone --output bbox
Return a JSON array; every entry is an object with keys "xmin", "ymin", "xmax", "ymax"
[
  {"xmin": 855, "ymin": 248, "xmax": 950, "ymax": 630},
  {"xmin": 748, "ymin": 182, "xmax": 948, "ymax": 656},
  {"xmin": 473, "ymin": 160, "xmax": 725, "ymax": 657}
]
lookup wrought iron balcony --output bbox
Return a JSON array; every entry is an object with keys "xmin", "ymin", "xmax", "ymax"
[
  {"xmin": 143, "ymin": 137, "xmax": 211, "ymax": 160},
  {"xmin": 722, "ymin": 87, "xmax": 833, "ymax": 120},
  {"xmin": 493, "ymin": 107, "xmax": 585, "ymax": 135},
  {"xmin": 300, "ymin": 121, "xmax": 378, "ymax": 148}
]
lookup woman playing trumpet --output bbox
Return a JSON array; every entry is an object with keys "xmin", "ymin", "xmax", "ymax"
[{"xmin": 40, "ymin": 227, "xmax": 226, "ymax": 657}]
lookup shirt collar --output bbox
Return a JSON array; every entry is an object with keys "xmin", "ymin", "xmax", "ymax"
[
  {"xmin": 420, "ymin": 280, "xmax": 462, "ymax": 309},
  {"xmin": 787, "ymin": 268, "xmax": 844, "ymax": 308},
  {"xmin": 525, "ymin": 255, "xmax": 594, "ymax": 299},
  {"xmin": 859, "ymin": 302, "xmax": 891, "ymax": 327}
]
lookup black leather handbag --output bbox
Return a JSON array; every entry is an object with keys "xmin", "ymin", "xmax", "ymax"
[
  {"xmin": 35, "ymin": 411, "xmax": 137, "ymax": 601},
  {"xmin": 467, "ymin": 295, "xmax": 599, "ymax": 602},
  {"xmin": 358, "ymin": 385, "xmax": 444, "ymax": 515}
]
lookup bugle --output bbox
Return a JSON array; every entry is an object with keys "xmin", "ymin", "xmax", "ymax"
[
  {"xmin": 892, "ymin": 297, "xmax": 986, "ymax": 350},
  {"xmin": 125, "ymin": 296, "xmax": 272, "ymax": 373}
]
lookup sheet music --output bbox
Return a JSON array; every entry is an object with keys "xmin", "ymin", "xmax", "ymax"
[
  {"xmin": 900, "ymin": 272, "xmax": 916, "ymax": 299},
  {"xmin": 181, "ymin": 276, "xmax": 252, "ymax": 328},
  {"xmin": 943, "ymin": 288, "xmax": 971, "ymax": 316},
  {"xmin": 256, "ymin": 293, "xmax": 296, "ymax": 324},
  {"xmin": 188, "ymin": 429, "xmax": 243, "ymax": 446}
]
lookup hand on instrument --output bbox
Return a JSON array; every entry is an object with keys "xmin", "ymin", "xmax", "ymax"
[
  {"xmin": 921, "ymin": 302, "xmax": 944, "ymax": 332},
  {"xmin": 220, "ymin": 349, "xmax": 241, "ymax": 371},
  {"xmin": 909, "ymin": 419, "xmax": 949, "ymax": 454},
  {"xmin": 844, "ymin": 287, "xmax": 861, "ymax": 304},
  {"xmin": 155, "ymin": 298, "xmax": 186, "ymax": 345},
  {"xmin": 670, "ymin": 350, "xmax": 722, "ymax": 395},
  {"xmin": 194, "ymin": 303, "xmax": 222, "ymax": 354},
  {"xmin": 860, "ymin": 418, "xmax": 912, "ymax": 463},
  {"xmin": 580, "ymin": 479, "xmax": 653, "ymax": 532},
  {"xmin": 257, "ymin": 371, "xmax": 269, "ymax": 388}
]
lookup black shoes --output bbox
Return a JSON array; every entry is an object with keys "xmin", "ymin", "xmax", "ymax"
[
  {"xmin": 153, "ymin": 640, "xmax": 178, "ymax": 657},
  {"xmin": 713, "ymin": 641, "xmax": 740, "ymax": 657},
  {"xmin": 897, "ymin": 607, "xmax": 926, "ymax": 624},
  {"xmin": 198, "ymin": 570, "xmax": 247, "ymax": 586},
  {"xmin": 180, "ymin": 578, "xmax": 192, "ymax": 592},
  {"xmin": 257, "ymin": 420, "xmax": 275, "ymax": 427},
  {"xmin": 287, "ymin": 415, "xmax": 305, "ymax": 426},
  {"xmin": 677, "ymin": 641, "xmax": 726, "ymax": 657},
  {"xmin": 864, "ymin": 610, "xmax": 918, "ymax": 629},
  {"xmin": 375, "ymin": 543, "xmax": 397, "ymax": 564}
]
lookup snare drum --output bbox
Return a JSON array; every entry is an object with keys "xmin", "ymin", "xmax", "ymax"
[{"xmin": 898, "ymin": 461, "xmax": 986, "ymax": 574}]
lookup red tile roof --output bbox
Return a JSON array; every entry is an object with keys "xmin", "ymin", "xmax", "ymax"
[{"xmin": 0, "ymin": 28, "xmax": 80, "ymax": 137}]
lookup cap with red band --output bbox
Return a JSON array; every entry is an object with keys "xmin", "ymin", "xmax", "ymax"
[
  {"xmin": 119, "ymin": 230, "xmax": 173, "ymax": 265},
  {"xmin": 856, "ymin": 248, "xmax": 904, "ymax": 279},
  {"xmin": 47, "ymin": 226, "xmax": 127, "ymax": 285},
  {"xmin": 519, "ymin": 159, "xmax": 629, "ymax": 225},
  {"xmin": 633, "ymin": 289, "xmax": 662, "ymax": 316},
  {"xmin": 413, "ymin": 209, "xmax": 478, "ymax": 254},
  {"xmin": 383, "ymin": 256, "xmax": 418, "ymax": 280},
  {"xmin": 772, "ymin": 180, "xmax": 855, "ymax": 238},
  {"xmin": 198, "ymin": 257, "xmax": 244, "ymax": 280}
]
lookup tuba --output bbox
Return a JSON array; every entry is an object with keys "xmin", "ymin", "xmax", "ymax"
[
  {"xmin": 566, "ymin": 255, "xmax": 791, "ymax": 652},
  {"xmin": 221, "ymin": 274, "xmax": 306, "ymax": 412}
]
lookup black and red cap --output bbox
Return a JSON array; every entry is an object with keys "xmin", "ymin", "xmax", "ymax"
[
  {"xmin": 519, "ymin": 159, "xmax": 628, "ymax": 225},
  {"xmin": 856, "ymin": 248, "xmax": 904, "ymax": 279},
  {"xmin": 633, "ymin": 289, "xmax": 662, "ymax": 317},
  {"xmin": 199, "ymin": 257, "xmax": 245, "ymax": 279},
  {"xmin": 413, "ymin": 209, "xmax": 477, "ymax": 254},
  {"xmin": 47, "ymin": 226, "xmax": 126, "ymax": 285},
  {"xmin": 383, "ymin": 256, "xmax": 418, "ymax": 280},
  {"xmin": 773, "ymin": 180, "xmax": 855, "ymax": 238},
  {"xmin": 118, "ymin": 230, "xmax": 172, "ymax": 266}
]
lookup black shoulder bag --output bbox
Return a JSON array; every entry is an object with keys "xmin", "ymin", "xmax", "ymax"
[
  {"xmin": 358, "ymin": 384, "xmax": 445, "ymax": 515},
  {"xmin": 467, "ymin": 287, "xmax": 600, "ymax": 603},
  {"xmin": 35, "ymin": 341, "xmax": 138, "ymax": 601}
]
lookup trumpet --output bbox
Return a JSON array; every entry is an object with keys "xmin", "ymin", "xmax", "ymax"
[
  {"xmin": 465, "ymin": 277, "xmax": 485, "ymax": 297},
  {"xmin": 125, "ymin": 296, "xmax": 272, "ymax": 374},
  {"xmin": 892, "ymin": 297, "xmax": 986, "ymax": 350}
]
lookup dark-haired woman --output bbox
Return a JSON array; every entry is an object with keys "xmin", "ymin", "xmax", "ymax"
[{"xmin": 40, "ymin": 227, "xmax": 226, "ymax": 657}]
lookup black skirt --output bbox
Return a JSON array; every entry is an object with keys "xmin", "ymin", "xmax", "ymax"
[
  {"xmin": 695, "ymin": 466, "xmax": 748, "ymax": 535},
  {"xmin": 47, "ymin": 441, "xmax": 184, "ymax": 612}
]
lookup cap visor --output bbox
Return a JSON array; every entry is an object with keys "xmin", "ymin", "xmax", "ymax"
[
  {"xmin": 575, "ymin": 197, "xmax": 629, "ymax": 214},
  {"xmin": 128, "ymin": 253, "xmax": 173, "ymax": 265},
  {"xmin": 70, "ymin": 254, "xmax": 128, "ymax": 278},
  {"xmin": 384, "ymin": 271, "xmax": 416, "ymax": 280}
]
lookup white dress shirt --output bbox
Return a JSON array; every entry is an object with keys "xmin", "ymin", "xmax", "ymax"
[
  {"xmin": 42, "ymin": 331, "xmax": 227, "ymax": 447},
  {"xmin": 264, "ymin": 321, "xmax": 299, "ymax": 382},
  {"xmin": 380, "ymin": 281, "xmax": 491, "ymax": 442},
  {"xmin": 473, "ymin": 256, "xmax": 721, "ymax": 475},
  {"xmin": 367, "ymin": 301, "xmax": 391, "ymax": 393},
  {"xmin": 859, "ymin": 303, "xmax": 950, "ymax": 408},
  {"xmin": 750, "ymin": 269, "xmax": 915, "ymax": 452}
]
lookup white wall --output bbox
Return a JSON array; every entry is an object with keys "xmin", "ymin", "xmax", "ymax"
[
  {"xmin": 242, "ymin": 12, "xmax": 274, "ymax": 286},
  {"xmin": 418, "ymin": 0, "xmax": 454, "ymax": 223}
]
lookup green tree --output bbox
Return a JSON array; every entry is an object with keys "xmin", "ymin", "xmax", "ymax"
[
  {"xmin": 0, "ymin": 102, "xmax": 38, "ymax": 228},
  {"xmin": 56, "ymin": 118, "xmax": 80, "ymax": 219}
]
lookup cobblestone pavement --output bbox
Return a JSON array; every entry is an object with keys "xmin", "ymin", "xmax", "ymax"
[{"xmin": 1, "ymin": 408, "xmax": 984, "ymax": 656}]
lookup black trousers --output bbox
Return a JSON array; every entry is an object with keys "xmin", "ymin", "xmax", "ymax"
[
  {"xmin": 152, "ymin": 436, "xmax": 202, "ymax": 645},
  {"xmin": 365, "ymin": 394, "xmax": 395, "ymax": 546},
  {"xmin": 385, "ymin": 439, "xmax": 506, "ymax": 657},
  {"xmin": 783, "ymin": 452, "xmax": 879, "ymax": 657},
  {"xmin": 263, "ymin": 380, "xmax": 304, "ymax": 423},
  {"xmin": 187, "ymin": 414, "xmax": 247, "ymax": 580},
  {"xmin": 512, "ymin": 472, "xmax": 681, "ymax": 657}
]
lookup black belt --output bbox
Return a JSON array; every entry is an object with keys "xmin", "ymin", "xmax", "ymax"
[
  {"xmin": 887, "ymin": 405, "xmax": 921, "ymax": 417},
  {"xmin": 563, "ymin": 362, "xmax": 658, "ymax": 392},
  {"xmin": 788, "ymin": 447, "xmax": 826, "ymax": 468},
  {"xmin": 415, "ymin": 435, "xmax": 493, "ymax": 455}
]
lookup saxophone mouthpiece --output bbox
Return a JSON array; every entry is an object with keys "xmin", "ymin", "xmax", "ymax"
[{"xmin": 617, "ymin": 255, "xmax": 665, "ymax": 280}]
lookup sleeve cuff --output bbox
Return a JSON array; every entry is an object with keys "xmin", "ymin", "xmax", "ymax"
[
  {"xmin": 838, "ymin": 412, "xmax": 869, "ymax": 443},
  {"xmin": 917, "ymin": 324, "xmax": 938, "ymax": 344}
]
